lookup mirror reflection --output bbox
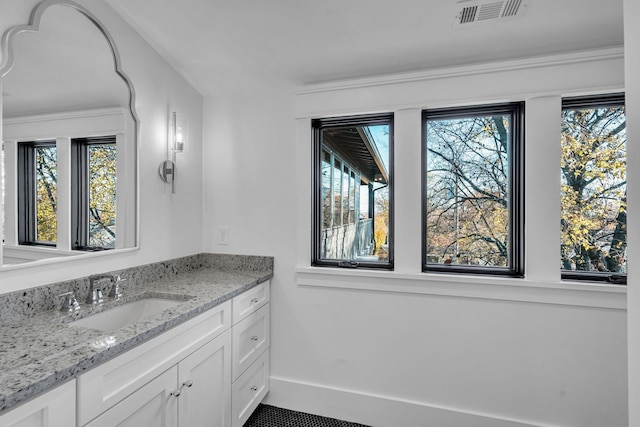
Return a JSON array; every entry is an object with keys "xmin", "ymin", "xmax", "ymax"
[{"xmin": 1, "ymin": 2, "xmax": 138, "ymax": 266}]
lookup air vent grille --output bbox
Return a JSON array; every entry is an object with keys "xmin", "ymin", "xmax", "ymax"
[
  {"xmin": 459, "ymin": 5, "xmax": 478, "ymax": 23},
  {"xmin": 502, "ymin": 0, "xmax": 523, "ymax": 17},
  {"xmin": 454, "ymin": 0, "xmax": 529, "ymax": 27},
  {"xmin": 478, "ymin": 2, "xmax": 503, "ymax": 20}
]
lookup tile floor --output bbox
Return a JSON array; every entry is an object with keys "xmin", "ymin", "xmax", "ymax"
[{"xmin": 243, "ymin": 404, "xmax": 371, "ymax": 427}]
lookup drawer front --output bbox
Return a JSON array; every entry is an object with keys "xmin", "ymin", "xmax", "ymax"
[
  {"xmin": 78, "ymin": 300, "xmax": 230, "ymax": 426},
  {"xmin": 232, "ymin": 303, "xmax": 270, "ymax": 381},
  {"xmin": 232, "ymin": 281, "xmax": 270, "ymax": 325},
  {"xmin": 232, "ymin": 350, "xmax": 269, "ymax": 427}
]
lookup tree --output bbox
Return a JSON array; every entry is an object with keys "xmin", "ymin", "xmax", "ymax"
[
  {"xmin": 373, "ymin": 186, "xmax": 388, "ymax": 255},
  {"xmin": 425, "ymin": 102, "xmax": 627, "ymax": 275},
  {"xmin": 31, "ymin": 142, "xmax": 117, "ymax": 248},
  {"xmin": 35, "ymin": 146, "xmax": 57, "ymax": 243},
  {"xmin": 88, "ymin": 144, "xmax": 117, "ymax": 247},
  {"xmin": 561, "ymin": 105, "xmax": 626, "ymax": 273},
  {"xmin": 425, "ymin": 114, "xmax": 511, "ymax": 267}
]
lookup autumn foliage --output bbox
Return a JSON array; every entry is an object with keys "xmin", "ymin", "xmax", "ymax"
[
  {"xmin": 34, "ymin": 142, "xmax": 116, "ymax": 248},
  {"xmin": 561, "ymin": 105, "xmax": 626, "ymax": 273}
]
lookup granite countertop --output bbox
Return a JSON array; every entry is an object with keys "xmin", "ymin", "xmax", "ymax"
[{"xmin": 0, "ymin": 254, "xmax": 273, "ymax": 414}]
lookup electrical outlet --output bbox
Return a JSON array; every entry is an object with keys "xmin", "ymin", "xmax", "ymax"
[{"xmin": 218, "ymin": 226, "xmax": 229, "ymax": 245}]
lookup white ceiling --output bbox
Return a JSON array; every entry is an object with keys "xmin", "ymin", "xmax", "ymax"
[{"xmin": 106, "ymin": 0, "xmax": 623, "ymax": 95}]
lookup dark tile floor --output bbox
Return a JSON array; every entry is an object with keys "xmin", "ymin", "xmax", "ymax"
[{"xmin": 244, "ymin": 404, "xmax": 371, "ymax": 427}]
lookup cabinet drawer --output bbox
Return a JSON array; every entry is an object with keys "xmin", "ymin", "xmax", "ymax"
[
  {"xmin": 232, "ymin": 303, "xmax": 270, "ymax": 381},
  {"xmin": 232, "ymin": 281, "xmax": 269, "ymax": 325},
  {"xmin": 232, "ymin": 350, "xmax": 269, "ymax": 427},
  {"xmin": 78, "ymin": 300, "xmax": 230, "ymax": 426}
]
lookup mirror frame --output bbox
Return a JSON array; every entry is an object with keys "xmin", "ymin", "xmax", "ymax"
[{"xmin": 0, "ymin": 0, "xmax": 140, "ymax": 270}]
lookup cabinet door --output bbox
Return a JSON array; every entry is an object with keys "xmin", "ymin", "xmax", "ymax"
[
  {"xmin": 0, "ymin": 380, "xmax": 75, "ymax": 427},
  {"xmin": 178, "ymin": 329, "xmax": 232, "ymax": 427},
  {"xmin": 84, "ymin": 367, "xmax": 178, "ymax": 427}
]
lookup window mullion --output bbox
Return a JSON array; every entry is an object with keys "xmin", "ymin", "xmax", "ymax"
[
  {"xmin": 524, "ymin": 96, "xmax": 562, "ymax": 282},
  {"xmin": 56, "ymin": 137, "xmax": 72, "ymax": 251},
  {"xmin": 394, "ymin": 108, "xmax": 422, "ymax": 273}
]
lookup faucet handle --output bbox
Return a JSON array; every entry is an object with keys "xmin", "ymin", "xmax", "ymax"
[
  {"xmin": 108, "ymin": 275, "xmax": 126, "ymax": 299},
  {"xmin": 58, "ymin": 292, "xmax": 80, "ymax": 312}
]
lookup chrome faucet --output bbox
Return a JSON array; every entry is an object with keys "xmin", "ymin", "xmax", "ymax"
[
  {"xmin": 58, "ymin": 291, "xmax": 80, "ymax": 312},
  {"xmin": 87, "ymin": 276, "xmax": 105, "ymax": 305},
  {"xmin": 87, "ymin": 274, "xmax": 125, "ymax": 304},
  {"xmin": 108, "ymin": 275, "xmax": 125, "ymax": 299}
]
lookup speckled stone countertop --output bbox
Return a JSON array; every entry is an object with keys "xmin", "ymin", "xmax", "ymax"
[{"xmin": 0, "ymin": 253, "xmax": 273, "ymax": 414}]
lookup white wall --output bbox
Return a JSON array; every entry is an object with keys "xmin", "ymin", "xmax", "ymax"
[
  {"xmin": 203, "ymin": 51, "xmax": 628, "ymax": 426},
  {"xmin": 0, "ymin": 0, "xmax": 204, "ymax": 291},
  {"xmin": 624, "ymin": 0, "xmax": 640, "ymax": 425}
]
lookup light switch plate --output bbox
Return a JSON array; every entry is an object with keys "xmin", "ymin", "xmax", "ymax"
[{"xmin": 218, "ymin": 226, "xmax": 229, "ymax": 245}]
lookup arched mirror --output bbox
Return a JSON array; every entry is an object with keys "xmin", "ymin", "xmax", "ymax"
[{"xmin": 1, "ymin": 0, "xmax": 138, "ymax": 267}]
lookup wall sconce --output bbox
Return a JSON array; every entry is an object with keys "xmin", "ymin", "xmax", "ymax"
[{"xmin": 159, "ymin": 112, "xmax": 187, "ymax": 193}]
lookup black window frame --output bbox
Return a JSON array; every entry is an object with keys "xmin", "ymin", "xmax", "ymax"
[
  {"xmin": 311, "ymin": 113, "xmax": 394, "ymax": 270},
  {"xmin": 17, "ymin": 136, "xmax": 117, "ymax": 250},
  {"xmin": 560, "ymin": 93, "xmax": 626, "ymax": 285},
  {"xmin": 422, "ymin": 102, "xmax": 525, "ymax": 277},
  {"xmin": 17, "ymin": 140, "xmax": 57, "ymax": 247},
  {"xmin": 71, "ymin": 136, "xmax": 117, "ymax": 251}
]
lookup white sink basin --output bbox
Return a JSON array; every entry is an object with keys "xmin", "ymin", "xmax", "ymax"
[{"xmin": 71, "ymin": 297, "xmax": 184, "ymax": 331}]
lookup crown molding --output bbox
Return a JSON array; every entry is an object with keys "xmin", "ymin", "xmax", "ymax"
[{"xmin": 297, "ymin": 47, "xmax": 624, "ymax": 95}]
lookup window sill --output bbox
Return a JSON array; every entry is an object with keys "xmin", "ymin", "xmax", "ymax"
[{"xmin": 295, "ymin": 266, "xmax": 626, "ymax": 309}]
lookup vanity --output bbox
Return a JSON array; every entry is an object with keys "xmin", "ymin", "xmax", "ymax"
[{"xmin": 0, "ymin": 253, "xmax": 273, "ymax": 427}]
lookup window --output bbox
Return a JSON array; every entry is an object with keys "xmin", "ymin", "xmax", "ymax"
[
  {"xmin": 423, "ymin": 103, "xmax": 524, "ymax": 276},
  {"xmin": 312, "ymin": 114, "xmax": 393, "ymax": 269},
  {"xmin": 72, "ymin": 136, "xmax": 117, "ymax": 250},
  {"xmin": 17, "ymin": 140, "xmax": 57, "ymax": 245},
  {"xmin": 17, "ymin": 136, "xmax": 116, "ymax": 250},
  {"xmin": 561, "ymin": 94, "xmax": 626, "ymax": 284}
]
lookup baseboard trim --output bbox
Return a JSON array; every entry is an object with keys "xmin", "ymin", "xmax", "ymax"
[{"xmin": 264, "ymin": 376, "xmax": 555, "ymax": 427}]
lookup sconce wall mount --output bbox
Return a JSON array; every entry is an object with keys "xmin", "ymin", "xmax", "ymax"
[{"xmin": 159, "ymin": 111, "xmax": 187, "ymax": 193}]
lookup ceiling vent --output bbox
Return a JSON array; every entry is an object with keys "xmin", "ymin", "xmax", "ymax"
[{"xmin": 454, "ymin": 0, "xmax": 529, "ymax": 27}]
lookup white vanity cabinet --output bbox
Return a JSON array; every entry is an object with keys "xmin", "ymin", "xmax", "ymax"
[
  {"xmin": 74, "ymin": 280, "xmax": 270, "ymax": 427},
  {"xmin": 231, "ymin": 281, "xmax": 270, "ymax": 427},
  {"xmin": 78, "ymin": 300, "xmax": 231, "ymax": 427},
  {"xmin": 84, "ymin": 330, "xmax": 231, "ymax": 427},
  {"xmin": 0, "ymin": 380, "xmax": 76, "ymax": 427}
]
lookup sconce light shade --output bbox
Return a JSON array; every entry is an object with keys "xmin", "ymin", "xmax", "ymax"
[
  {"xmin": 160, "ymin": 111, "xmax": 187, "ymax": 193},
  {"xmin": 173, "ymin": 112, "xmax": 187, "ymax": 153}
]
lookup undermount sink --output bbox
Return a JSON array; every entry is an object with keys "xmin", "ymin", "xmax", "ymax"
[{"xmin": 70, "ymin": 297, "xmax": 184, "ymax": 332}]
